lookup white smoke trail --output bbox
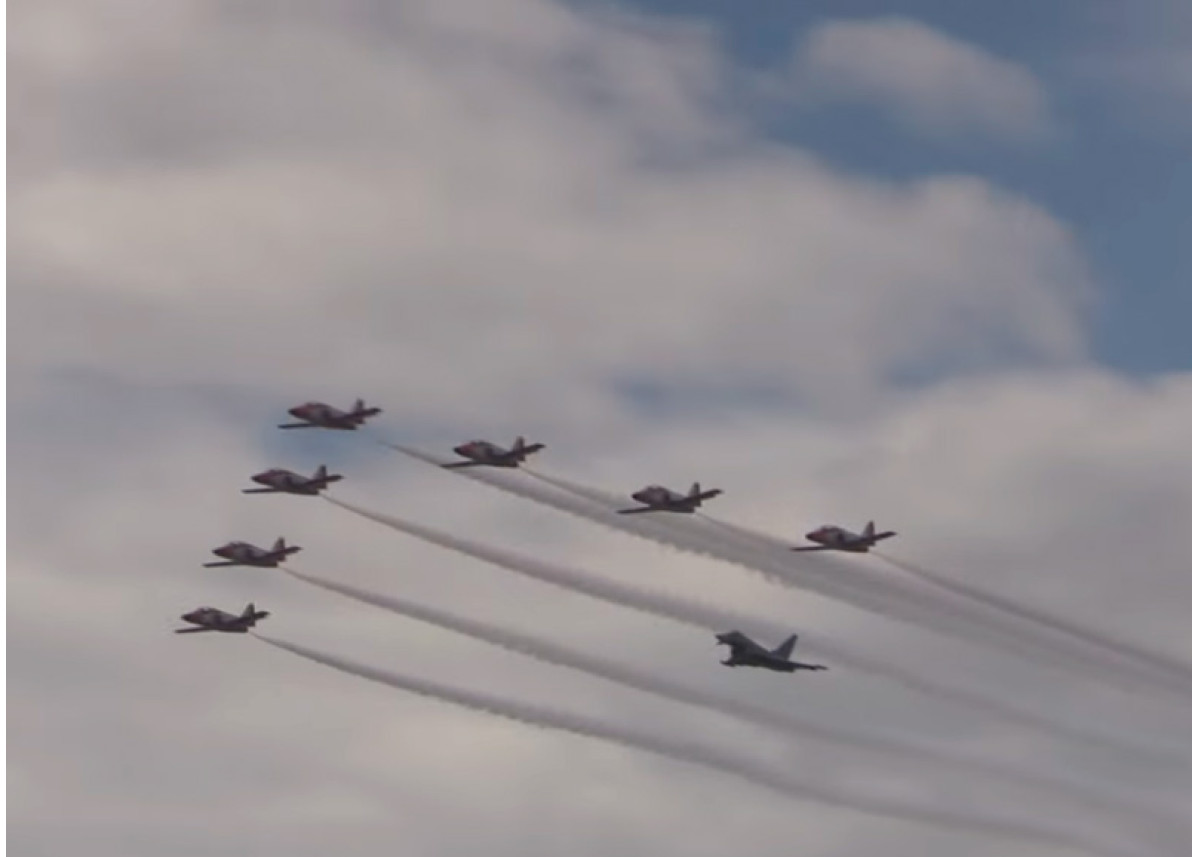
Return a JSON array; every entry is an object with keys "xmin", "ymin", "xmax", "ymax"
[
  {"xmin": 518, "ymin": 467, "xmax": 1187, "ymax": 700},
  {"xmin": 704, "ymin": 518, "xmax": 1189, "ymax": 700},
  {"xmin": 690, "ymin": 511, "xmax": 1189, "ymax": 694},
  {"xmin": 255, "ymin": 634, "xmax": 1145, "ymax": 857},
  {"xmin": 382, "ymin": 444, "xmax": 1186, "ymax": 721},
  {"xmin": 279, "ymin": 561, "xmax": 1180, "ymax": 834},
  {"xmin": 876, "ymin": 553, "xmax": 1189, "ymax": 682},
  {"xmin": 325, "ymin": 493, "xmax": 1183, "ymax": 767}
]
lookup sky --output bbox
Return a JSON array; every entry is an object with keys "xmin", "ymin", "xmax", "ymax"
[
  {"xmin": 615, "ymin": 0, "xmax": 1191, "ymax": 375},
  {"xmin": 8, "ymin": 1, "xmax": 1191, "ymax": 856}
]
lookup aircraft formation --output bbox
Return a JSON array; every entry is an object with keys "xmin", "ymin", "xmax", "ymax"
[
  {"xmin": 178, "ymin": 396, "xmax": 896, "ymax": 671},
  {"xmin": 170, "ymin": 396, "xmax": 1195, "ymax": 857}
]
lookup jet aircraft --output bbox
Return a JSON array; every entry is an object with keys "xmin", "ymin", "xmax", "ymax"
[
  {"xmin": 442, "ymin": 437, "xmax": 546, "ymax": 469},
  {"xmin": 714, "ymin": 631, "xmax": 827, "ymax": 672},
  {"xmin": 203, "ymin": 538, "xmax": 301, "ymax": 568},
  {"xmin": 278, "ymin": 399, "xmax": 382, "ymax": 430},
  {"xmin": 242, "ymin": 465, "xmax": 343, "ymax": 495},
  {"xmin": 175, "ymin": 603, "xmax": 270, "ymax": 634},
  {"xmin": 617, "ymin": 482, "xmax": 723, "ymax": 514},
  {"xmin": 792, "ymin": 521, "xmax": 896, "ymax": 553}
]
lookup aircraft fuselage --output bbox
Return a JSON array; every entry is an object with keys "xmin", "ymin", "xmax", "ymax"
[
  {"xmin": 245, "ymin": 468, "xmax": 341, "ymax": 495},
  {"xmin": 209, "ymin": 542, "xmax": 297, "ymax": 567},
  {"xmin": 279, "ymin": 401, "xmax": 381, "ymax": 431},
  {"xmin": 446, "ymin": 439, "xmax": 545, "ymax": 468},
  {"xmin": 722, "ymin": 654, "xmax": 799, "ymax": 672}
]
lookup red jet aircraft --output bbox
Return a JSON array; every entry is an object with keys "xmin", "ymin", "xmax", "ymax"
[
  {"xmin": 792, "ymin": 521, "xmax": 896, "ymax": 553},
  {"xmin": 278, "ymin": 399, "xmax": 382, "ymax": 431},
  {"xmin": 242, "ymin": 466, "xmax": 343, "ymax": 496},
  {"xmin": 203, "ymin": 538, "xmax": 301, "ymax": 568},
  {"xmin": 617, "ymin": 482, "xmax": 723, "ymax": 514},
  {"xmin": 442, "ymin": 437, "xmax": 546, "ymax": 469},
  {"xmin": 175, "ymin": 603, "xmax": 270, "ymax": 634}
]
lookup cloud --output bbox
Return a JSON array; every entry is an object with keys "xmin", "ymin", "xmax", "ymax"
[
  {"xmin": 8, "ymin": 0, "xmax": 1187, "ymax": 855},
  {"xmin": 791, "ymin": 17, "xmax": 1054, "ymax": 142},
  {"xmin": 9, "ymin": 367, "xmax": 1188, "ymax": 856},
  {"xmin": 10, "ymin": 0, "xmax": 1088, "ymax": 423},
  {"xmin": 1063, "ymin": 0, "xmax": 1189, "ymax": 129}
]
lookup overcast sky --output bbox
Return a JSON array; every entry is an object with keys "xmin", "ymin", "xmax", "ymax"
[{"xmin": 9, "ymin": 1, "xmax": 1190, "ymax": 856}]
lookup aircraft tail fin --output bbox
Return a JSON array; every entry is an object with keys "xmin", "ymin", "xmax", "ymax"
[
  {"xmin": 272, "ymin": 537, "xmax": 286, "ymax": 553},
  {"xmin": 690, "ymin": 482, "xmax": 701, "ymax": 497},
  {"xmin": 772, "ymin": 634, "xmax": 798, "ymax": 660},
  {"xmin": 243, "ymin": 603, "xmax": 270, "ymax": 624},
  {"xmin": 351, "ymin": 399, "xmax": 381, "ymax": 419},
  {"xmin": 314, "ymin": 465, "xmax": 330, "ymax": 481},
  {"xmin": 862, "ymin": 521, "xmax": 896, "ymax": 542},
  {"xmin": 514, "ymin": 436, "xmax": 526, "ymax": 451},
  {"xmin": 319, "ymin": 468, "xmax": 345, "ymax": 485}
]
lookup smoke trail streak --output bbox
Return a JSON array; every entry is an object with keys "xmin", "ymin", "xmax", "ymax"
[
  {"xmin": 327, "ymin": 491, "xmax": 1182, "ymax": 766},
  {"xmin": 703, "ymin": 518, "xmax": 1189, "ymax": 701},
  {"xmin": 520, "ymin": 467, "xmax": 1187, "ymax": 700},
  {"xmin": 385, "ymin": 444, "xmax": 1186, "ymax": 712},
  {"xmin": 280, "ymin": 561, "xmax": 1179, "ymax": 834},
  {"xmin": 876, "ymin": 553, "xmax": 1189, "ymax": 682},
  {"xmin": 693, "ymin": 512, "xmax": 1189, "ymax": 693},
  {"xmin": 535, "ymin": 471, "xmax": 1184, "ymax": 695},
  {"xmin": 255, "ymin": 634, "xmax": 1142, "ymax": 857}
]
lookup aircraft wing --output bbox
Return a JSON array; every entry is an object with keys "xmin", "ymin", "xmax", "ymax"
[
  {"xmin": 792, "ymin": 662, "xmax": 828, "ymax": 671},
  {"xmin": 440, "ymin": 461, "xmax": 483, "ymax": 469},
  {"xmin": 241, "ymin": 488, "xmax": 281, "ymax": 494},
  {"xmin": 277, "ymin": 422, "xmax": 318, "ymax": 429},
  {"xmin": 790, "ymin": 546, "xmax": 831, "ymax": 552},
  {"xmin": 173, "ymin": 626, "xmax": 216, "ymax": 634},
  {"xmin": 201, "ymin": 561, "xmax": 241, "ymax": 568}
]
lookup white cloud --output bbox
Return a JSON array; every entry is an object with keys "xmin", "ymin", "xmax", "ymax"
[
  {"xmin": 792, "ymin": 17, "xmax": 1054, "ymax": 142},
  {"xmin": 9, "ymin": 367, "xmax": 1188, "ymax": 856},
  {"xmin": 10, "ymin": 0, "xmax": 1087, "ymax": 423},
  {"xmin": 8, "ymin": 1, "xmax": 1187, "ymax": 855}
]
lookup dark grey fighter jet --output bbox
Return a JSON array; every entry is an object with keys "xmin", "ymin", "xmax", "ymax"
[
  {"xmin": 175, "ymin": 603, "xmax": 270, "ymax": 634},
  {"xmin": 242, "ymin": 466, "xmax": 343, "ymax": 495},
  {"xmin": 715, "ymin": 631, "xmax": 827, "ymax": 672},
  {"xmin": 617, "ymin": 482, "xmax": 723, "ymax": 514},
  {"xmin": 442, "ymin": 437, "xmax": 546, "ymax": 469}
]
